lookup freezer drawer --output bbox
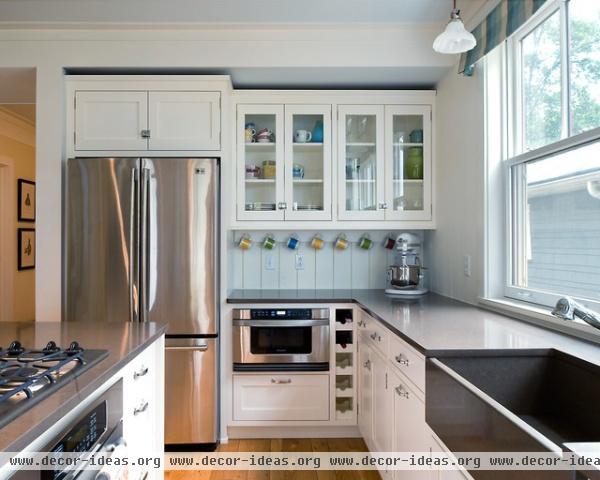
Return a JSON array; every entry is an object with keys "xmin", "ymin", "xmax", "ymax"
[{"xmin": 165, "ymin": 338, "xmax": 217, "ymax": 444}]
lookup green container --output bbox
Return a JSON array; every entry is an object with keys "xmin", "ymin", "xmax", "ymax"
[{"xmin": 404, "ymin": 147, "xmax": 423, "ymax": 180}]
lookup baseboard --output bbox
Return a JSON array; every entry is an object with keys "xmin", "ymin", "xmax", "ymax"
[{"xmin": 227, "ymin": 425, "xmax": 361, "ymax": 439}]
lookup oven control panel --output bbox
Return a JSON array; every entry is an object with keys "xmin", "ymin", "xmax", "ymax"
[
  {"xmin": 232, "ymin": 308, "xmax": 330, "ymax": 320},
  {"xmin": 251, "ymin": 309, "xmax": 312, "ymax": 320}
]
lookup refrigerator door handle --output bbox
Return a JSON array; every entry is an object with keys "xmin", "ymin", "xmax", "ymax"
[
  {"xmin": 165, "ymin": 345, "xmax": 209, "ymax": 352},
  {"xmin": 129, "ymin": 167, "xmax": 139, "ymax": 323},
  {"xmin": 140, "ymin": 166, "xmax": 150, "ymax": 323}
]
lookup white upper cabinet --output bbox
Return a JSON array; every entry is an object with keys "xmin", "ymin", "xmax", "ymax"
[
  {"xmin": 338, "ymin": 105, "xmax": 386, "ymax": 221},
  {"xmin": 74, "ymin": 89, "xmax": 221, "ymax": 152},
  {"xmin": 237, "ymin": 103, "xmax": 332, "ymax": 222},
  {"xmin": 148, "ymin": 91, "xmax": 220, "ymax": 150},
  {"xmin": 384, "ymin": 105, "xmax": 432, "ymax": 221},
  {"xmin": 75, "ymin": 91, "xmax": 149, "ymax": 151},
  {"xmin": 284, "ymin": 104, "xmax": 332, "ymax": 221},
  {"xmin": 237, "ymin": 104, "xmax": 286, "ymax": 221}
]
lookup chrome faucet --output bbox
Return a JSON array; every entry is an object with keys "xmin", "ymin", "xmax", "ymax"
[{"xmin": 551, "ymin": 297, "xmax": 600, "ymax": 330}]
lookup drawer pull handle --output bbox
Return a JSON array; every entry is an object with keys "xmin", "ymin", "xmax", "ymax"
[
  {"xmin": 395, "ymin": 354, "xmax": 410, "ymax": 366},
  {"xmin": 133, "ymin": 366, "xmax": 149, "ymax": 379},
  {"xmin": 395, "ymin": 386, "xmax": 410, "ymax": 399},
  {"xmin": 133, "ymin": 401, "xmax": 149, "ymax": 415},
  {"xmin": 363, "ymin": 360, "xmax": 371, "ymax": 370},
  {"xmin": 271, "ymin": 378, "xmax": 292, "ymax": 384}
]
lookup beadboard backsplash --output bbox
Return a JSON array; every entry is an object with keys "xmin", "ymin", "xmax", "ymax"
[{"xmin": 228, "ymin": 231, "xmax": 425, "ymax": 290}]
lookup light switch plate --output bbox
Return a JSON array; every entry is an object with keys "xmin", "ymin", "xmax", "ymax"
[
  {"xmin": 265, "ymin": 253, "xmax": 275, "ymax": 271},
  {"xmin": 295, "ymin": 253, "xmax": 305, "ymax": 270},
  {"xmin": 463, "ymin": 255, "xmax": 472, "ymax": 277}
]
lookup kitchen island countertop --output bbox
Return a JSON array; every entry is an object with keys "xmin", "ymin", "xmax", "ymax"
[
  {"xmin": 227, "ymin": 289, "xmax": 600, "ymax": 365},
  {"xmin": 0, "ymin": 321, "xmax": 166, "ymax": 452}
]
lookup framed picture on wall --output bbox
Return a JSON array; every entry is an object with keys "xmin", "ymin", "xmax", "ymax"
[
  {"xmin": 18, "ymin": 179, "xmax": 35, "ymax": 222},
  {"xmin": 17, "ymin": 228, "xmax": 35, "ymax": 270}
]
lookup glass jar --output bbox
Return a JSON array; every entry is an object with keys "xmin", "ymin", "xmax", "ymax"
[{"xmin": 261, "ymin": 160, "xmax": 276, "ymax": 179}]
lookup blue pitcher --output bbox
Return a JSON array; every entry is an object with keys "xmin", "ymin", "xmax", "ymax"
[{"xmin": 311, "ymin": 120, "xmax": 324, "ymax": 143}]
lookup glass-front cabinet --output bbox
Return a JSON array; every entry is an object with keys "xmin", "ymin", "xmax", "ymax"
[
  {"xmin": 284, "ymin": 105, "xmax": 332, "ymax": 220},
  {"xmin": 237, "ymin": 104, "xmax": 331, "ymax": 221},
  {"xmin": 237, "ymin": 99, "xmax": 432, "ymax": 224},
  {"xmin": 237, "ymin": 104, "xmax": 285, "ymax": 220},
  {"xmin": 384, "ymin": 105, "xmax": 432, "ymax": 221},
  {"xmin": 338, "ymin": 105, "xmax": 385, "ymax": 221}
]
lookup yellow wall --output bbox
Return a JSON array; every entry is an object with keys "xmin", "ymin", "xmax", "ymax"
[{"xmin": 0, "ymin": 109, "xmax": 35, "ymax": 322}]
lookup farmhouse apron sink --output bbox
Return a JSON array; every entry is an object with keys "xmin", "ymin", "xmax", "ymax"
[{"xmin": 426, "ymin": 349, "xmax": 600, "ymax": 480}]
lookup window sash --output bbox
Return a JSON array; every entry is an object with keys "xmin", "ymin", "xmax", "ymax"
[
  {"xmin": 504, "ymin": 128, "xmax": 600, "ymax": 310},
  {"xmin": 508, "ymin": 0, "xmax": 564, "ymax": 157}
]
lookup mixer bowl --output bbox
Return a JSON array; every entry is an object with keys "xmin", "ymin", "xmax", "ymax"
[{"xmin": 387, "ymin": 264, "xmax": 423, "ymax": 288}]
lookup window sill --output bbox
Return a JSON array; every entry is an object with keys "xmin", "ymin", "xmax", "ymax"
[{"xmin": 478, "ymin": 296, "xmax": 600, "ymax": 346}]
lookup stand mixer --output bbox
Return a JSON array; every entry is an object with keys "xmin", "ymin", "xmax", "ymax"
[{"xmin": 385, "ymin": 233, "xmax": 428, "ymax": 296}]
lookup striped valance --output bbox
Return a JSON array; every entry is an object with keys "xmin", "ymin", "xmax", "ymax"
[{"xmin": 459, "ymin": 0, "xmax": 548, "ymax": 75}]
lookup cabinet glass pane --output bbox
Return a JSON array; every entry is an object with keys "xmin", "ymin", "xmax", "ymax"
[
  {"xmin": 391, "ymin": 115, "xmax": 424, "ymax": 211},
  {"xmin": 291, "ymin": 113, "xmax": 325, "ymax": 212},
  {"xmin": 243, "ymin": 114, "xmax": 278, "ymax": 212},
  {"xmin": 345, "ymin": 114, "xmax": 377, "ymax": 211}
]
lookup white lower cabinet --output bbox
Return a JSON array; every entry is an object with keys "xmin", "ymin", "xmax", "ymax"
[
  {"xmin": 358, "ymin": 310, "xmax": 468, "ymax": 480},
  {"xmin": 358, "ymin": 340, "xmax": 374, "ymax": 439},
  {"xmin": 390, "ymin": 369, "xmax": 436, "ymax": 480},
  {"xmin": 233, "ymin": 374, "xmax": 329, "ymax": 421},
  {"xmin": 371, "ymin": 348, "xmax": 393, "ymax": 453},
  {"xmin": 121, "ymin": 336, "xmax": 165, "ymax": 479}
]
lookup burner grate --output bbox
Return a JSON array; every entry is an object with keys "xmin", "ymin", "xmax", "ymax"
[{"xmin": 0, "ymin": 340, "xmax": 88, "ymax": 404}]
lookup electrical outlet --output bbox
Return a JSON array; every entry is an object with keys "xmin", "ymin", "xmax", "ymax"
[
  {"xmin": 265, "ymin": 253, "xmax": 275, "ymax": 271},
  {"xmin": 463, "ymin": 255, "xmax": 472, "ymax": 277},
  {"xmin": 295, "ymin": 253, "xmax": 305, "ymax": 270}
]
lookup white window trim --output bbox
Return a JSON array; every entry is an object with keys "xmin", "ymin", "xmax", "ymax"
[{"xmin": 482, "ymin": 2, "xmax": 600, "ymax": 342}]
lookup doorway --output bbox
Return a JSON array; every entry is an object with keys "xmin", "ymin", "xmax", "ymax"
[{"xmin": 0, "ymin": 67, "xmax": 36, "ymax": 322}]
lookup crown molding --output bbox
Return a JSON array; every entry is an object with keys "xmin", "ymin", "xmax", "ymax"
[{"xmin": 0, "ymin": 108, "xmax": 35, "ymax": 146}]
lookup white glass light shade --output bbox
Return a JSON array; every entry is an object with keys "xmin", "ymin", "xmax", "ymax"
[{"xmin": 433, "ymin": 15, "xmax": 477, "ymax": 54}]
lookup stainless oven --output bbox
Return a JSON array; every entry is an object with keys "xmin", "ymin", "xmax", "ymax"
[
  {"xmin": 10, "ymin": 380, "xmax": 124, "ymax": 480},
  {"xmin": 232, "ymin": 308, "xmax": 330, "ymax": 371}
]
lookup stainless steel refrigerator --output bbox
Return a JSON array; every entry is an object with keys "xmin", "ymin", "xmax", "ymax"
[{"xmin": 65, "ymin": 157, "xmax": 219, "ymax": 447}]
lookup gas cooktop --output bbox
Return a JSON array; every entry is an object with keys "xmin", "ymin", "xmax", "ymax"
[{"xmin": 0, "ymin": 340, "xmax": 109, "ymax": 429}]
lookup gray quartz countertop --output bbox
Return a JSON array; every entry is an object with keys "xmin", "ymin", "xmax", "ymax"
[
  {"xmin": 227, "ymin": 289, "xmax": 600, "ymax": 365},
  {"xmin": 0, "ymin": 321, "xmax": 166, "ymax": 452}
]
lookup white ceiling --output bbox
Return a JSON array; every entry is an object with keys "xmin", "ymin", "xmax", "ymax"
[{"xmin": 0, "ymin": 0, "xmax": 458, "ymax": 24}]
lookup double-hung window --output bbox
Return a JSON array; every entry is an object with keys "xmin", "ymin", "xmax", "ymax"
[{"xmin": 505, "ymin": 0, "xmax": 600, "ymax": 310}]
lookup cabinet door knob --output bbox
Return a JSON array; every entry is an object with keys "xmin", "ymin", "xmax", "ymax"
[
  {"xmin": 133, "ymin": 400, "xmax": 149, "ymax": 415},
  {"xmin": 357, "ymin": 320, "xmax": 365, "ymax": 327},
  {"xmin": 370, "ymin": 332, "xmax": 378, "ymax": 340},
  {"xmin": 141, "ymin": 129, "xmax": 151, "ymax": 139},
  {"xmin": 395, "ymin": 354, "xmax": 410, "ymax": 366},
  {"xmin": 363, "ymin": 360, "xmax": 371, "ymax": 370},
  {"xmin": 271, "ymin": 378, "xmax": 292, "ymax": 384},
  {"xmin": 379, "ymin": 202, "xmax": 388, "ymax": 210},
  {"xmin": 277, "ymin": 202, "xmax": 288, "ymax": 210},
  {"xmin": 133, "ymin": 366, "xmax": 149, "ymax": 379},
  {"xmin": 395, "ymin": 386, "xmax": 409, "ymax": 399}
]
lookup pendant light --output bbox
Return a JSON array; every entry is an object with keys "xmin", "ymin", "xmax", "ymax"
[{"xmin": 433, "ymin": 0, "xmax": 476, "ymax": 54}]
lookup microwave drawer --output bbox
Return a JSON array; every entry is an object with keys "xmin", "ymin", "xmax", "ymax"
[{"xmin": 233, "ymin": 374, "xmax": 330, "ymax": 421}]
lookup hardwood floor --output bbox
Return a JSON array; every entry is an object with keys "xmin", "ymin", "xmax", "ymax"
[{"xmin": 165, "ymin": 438, "xmax": 381, "ymax": 480}]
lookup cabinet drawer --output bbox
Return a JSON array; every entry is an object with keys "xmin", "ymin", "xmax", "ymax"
[
  {"xmin": 388, "ymin": 335, "xmax": 425, "ymax": 393},
  {"xmin": 360, "ymin": 313, "xmax": 389, "ymax": 355},
  {"xmin": 233, "ymin": 374, "xmax": 329, "ymax": 421}
]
